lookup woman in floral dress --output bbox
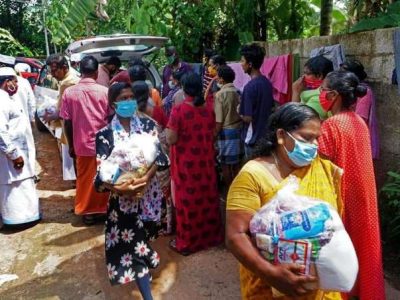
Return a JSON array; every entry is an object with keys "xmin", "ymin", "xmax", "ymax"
[{"xmin": 95, "ymin": 82, "xmax": 169, "ymax": 300}]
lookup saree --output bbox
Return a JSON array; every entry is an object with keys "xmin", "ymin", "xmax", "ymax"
[
  {"xmin": 227, "ymin": 156, "xmax": 343, "ymax": 300},
  {"xmin": 319, "ymin": 112, "xmax": 385, "ymax": 300}
]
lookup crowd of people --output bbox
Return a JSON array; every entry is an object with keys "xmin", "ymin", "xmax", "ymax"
[{"xmin": 0, "ymin": 42, "xmax": 385, "ymax": 300}]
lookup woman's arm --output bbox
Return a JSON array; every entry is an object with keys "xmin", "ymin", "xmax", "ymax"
[
  {"xmin": 226, "ymin": 210, "xmax": 317, "ymax": 297},
  {"xmin": 166, "ymin": 128, "xmax": 178, "ymax": 145},
  {"xmin": 292, "ymin": 76, "xmax": 305, "ymax": 102}
]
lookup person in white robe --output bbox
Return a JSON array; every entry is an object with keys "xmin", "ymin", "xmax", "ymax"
[
  {"xmin": 13, "ymin": 63, "xmax": 36, "ymax": 125},
  {"xmin": 0, "ymin": 67, "xmax": 40, "ymax": 226}
]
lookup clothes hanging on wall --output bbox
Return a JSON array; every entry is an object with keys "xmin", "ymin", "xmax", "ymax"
[{"xmin": 310, "ymin": 44, "xmax": 345, "ymax": 70}]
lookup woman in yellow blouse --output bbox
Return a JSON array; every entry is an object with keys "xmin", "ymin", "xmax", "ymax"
[{"xmin": 226, "ymin": 103, "xmax": 343, "ymax": 300}]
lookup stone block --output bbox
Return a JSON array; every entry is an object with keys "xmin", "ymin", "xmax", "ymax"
[
  {"xmin": 374, "ymin": 28, "xmax": 395, "ymax": 55},
  {"xmin": 366, "ymin": 56, "xmax": 384, "ymax": 81},
  {"xmin": 289, "ymin": 38, "xmax": 303, "ymax": 55},
  {"xmin": 339, "ymin": 31, "xmax": 375, "ymax": 56},
  {"xmin": 380, "ymin": 54, "xmax": 395, "ymax": 83},
  {"xmin": 268, "ymin": 41, "xmax": 286, "ymax": 57},
  {"xmin": 303, "ymin": 35, "xmax": 333, "ymax": 56}
]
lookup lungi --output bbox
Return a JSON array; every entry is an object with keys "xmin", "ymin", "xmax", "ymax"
[
  {"xmin": 217, "ymin": 128, "xmax": 243, "ymax": 165},
  {"xmin": 75, "ymin": 156, "xmax": 109, "ymax": 215},
  {"xmin": 0, "ymin": 177, "xmax": 40, "ymax": 225}
]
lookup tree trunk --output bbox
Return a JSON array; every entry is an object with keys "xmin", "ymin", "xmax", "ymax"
[
  {"xmin": 259, "ymin": 0, "xmax": 267, "ymax": 41},
  {"xmin": 320, "ymin": 0, "xmax": 333, "ymax": 36}
]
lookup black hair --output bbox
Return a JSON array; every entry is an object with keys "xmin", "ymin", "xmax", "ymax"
[
  {"xmin": 172, "ymin": 69, "xmax": 185, "ymax": 83},
  {"xmin": 80, "ymin": 55, "xmax": 98, "ymax": 76},
  {"xmin": 210, "ymin": 55, "xmax": 226, "ymax": 67},
  {"xmin": 108, "ymin": 82, "xmax": 131, "ymax": 107},
  {"xmin": 128, "ymin": 65, "xmax": 146, "ymax": 82},
  {"xmin": 326, "ymin": 70, "xmax": 368, "ymax": 109},
  {"xmin": 240, "ymin": 43, "xmax": 265, "ymax": 69},
  {"xmin": 253, "ymin": 103, "xmax": 320, "ymax": 157},
  {"xmin": 341, "ymin": 59, "xmax": 367, "ymax": 81},
  {"xmin": 304, "ymin": 55, "xmax": 333, "ymax": 79},
  {"xmin": 105, "ymin": 56, "xmax": 121, "ymax": 69},
  {"xmin": 217, "ymin": 65, "xmax": 235, "ymax": 83},
  {"xmin": 46, "ymin": 54, "xmax": 69, "ymax": 69},
  {"xmin": 132, "ymin": 80, "xmax": 149, "ymax": 112},
  {"xmin": 128, "ymin": 57, "xmax": 145, "ymax": 68},
  {"xmin": 166, "ymin": 46, "xmax": 177, "ymax": 56},
  {"xmin": 181, "ymin": 72, "xmax": 205, "ymax": 107},
  {"xmin": 204, "ymin": 48, "xmax": 217, "ymax": 60},
  {"xmin": 0, "ymin": 75, "xmax": 15, "ymax": 86}
]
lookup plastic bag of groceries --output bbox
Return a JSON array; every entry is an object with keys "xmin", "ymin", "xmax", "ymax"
[
  {"xmin": 98, "ymin": 132, "xmax": 158, "ymax": 185},
  {"xmin": 36, "ymin": 94, "xmax": 58, "ymax": 118},
  {"xmin": 250, "ymin": 176, "xmax": 358, "ymax": 293}
]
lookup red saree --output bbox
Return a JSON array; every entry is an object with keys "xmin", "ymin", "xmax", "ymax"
[{"xmin": 318, "ymin": 111, "xmax": 385, "ymax": 300}]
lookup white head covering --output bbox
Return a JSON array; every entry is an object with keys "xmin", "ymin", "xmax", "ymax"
[
  {"xmin": 0, "ymin": 67, "xmax": 17, "ymax": 77},
  {"xmin": 0, "ymin": 54, "xmax": 16, "ymax": 66},
  {"xmin": 14, "ymin": 63, "xmax": 31, "ymax": 73}
]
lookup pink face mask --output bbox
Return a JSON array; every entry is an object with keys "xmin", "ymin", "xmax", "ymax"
[
  {"xmin": 304, "ymin": 77, "xmax": 323, "ymax": 89},
  {"xmin": 319, "ymin": 90, "xmax": 334, "ymax": 112},
  {"xmin": 6, "ymin": 81, "xmax": 18, "ymax": 96}
]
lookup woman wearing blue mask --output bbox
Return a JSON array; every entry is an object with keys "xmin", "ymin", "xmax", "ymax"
[
  {"xmin": 226, "ymin": 103, "xmax": 344, "ymax": 300},
  {"xmin": 94, "ymin": 82, "xmax": 169, "ymax": 300}
]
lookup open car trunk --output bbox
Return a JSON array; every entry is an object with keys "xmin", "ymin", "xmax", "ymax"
[{"xmin": 65, "ymin": 34, "xmax": 169, "ymax": 62}]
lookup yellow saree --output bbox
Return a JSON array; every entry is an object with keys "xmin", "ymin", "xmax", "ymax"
[{"xmin": 227, "ymin": 156, "xmax": 343, "ymax": 300}]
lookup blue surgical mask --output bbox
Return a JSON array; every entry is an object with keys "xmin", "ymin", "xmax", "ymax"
[
  {"xmin": 115, "ymin": 99, "xmax": 137, "ymax": 118},
  {"xmin": 284, "ymin": 132, "xmax": 318, "ymax": 167}
]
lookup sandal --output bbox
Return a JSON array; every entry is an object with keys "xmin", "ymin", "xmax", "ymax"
[
  {"xmin": 82, "ymin": 215, "xmax": 96, "ymax": 226},
  {"xmin": 169, "ymin": 239, "xmax": 191, "ymax": 256}
]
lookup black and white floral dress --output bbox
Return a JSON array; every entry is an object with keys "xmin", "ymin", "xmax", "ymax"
[{"xmin": 95, "ymin": 114, "xmax": 169, "ymax": 286}]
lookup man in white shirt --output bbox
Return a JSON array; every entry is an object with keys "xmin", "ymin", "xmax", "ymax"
[
  {"xmin": 13, "ymin": 63, "xmax": 36, "ymax": 125},
  {"xmin": 0, "ymin": 67, "xmax": 40, "ymax": 227}
]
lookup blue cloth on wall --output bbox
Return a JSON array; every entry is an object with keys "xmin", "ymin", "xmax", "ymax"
[
  {"xmin": 393, "ymin": 29, "xmax": 400, "ymax": 94},
  {"xmin": 310, "ymin": 44, "xmax": 345, "ymax": 70}
]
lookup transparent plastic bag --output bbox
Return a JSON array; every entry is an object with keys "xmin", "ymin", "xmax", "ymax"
[
  {"xmin": 250, "ymin": 176, "xmax": 358, "ymax": 293},
  {"xmin": 99, "ymin": 132, "xmax": 158, "ymax": 184}
]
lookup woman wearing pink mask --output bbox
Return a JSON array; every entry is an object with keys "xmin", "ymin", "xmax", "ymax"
[
  {"xmin": 318, "ymin": 71, "xmax": 385, "ymax": 300},
  {"xmin": 0, "ymin": 67, "xmax": 40, "ymax": 228},
  {"xmin": 292, "ymin": 56, "xmax": 333, "ymax": 120}
]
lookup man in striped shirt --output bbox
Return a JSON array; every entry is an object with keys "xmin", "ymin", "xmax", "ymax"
[{"xmin": 60, "ymin": 55, "xmax": 111, "ymax": 225}]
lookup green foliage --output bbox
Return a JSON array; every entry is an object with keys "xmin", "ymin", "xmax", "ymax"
[
  {"xmin": 0, "ymin": 27, "xmax": 33, "ymax": 56},
  {"xmin": 380, "ymin": 171, "xmax": 400, "ymax": 243},
  {"xmin": 42, "ymin": 0, "xmax": 348, "ymax": 61},
  {"xmin": 46, "ymin": 0, "xmax": 98, "ymax": 44},
  {"xmin": 0, "ymin": 0, "xmax": 43, "ymax": 56},
  {"xmin": 350, "ymin": 1, "xmax": 400, "ymax": 33}
]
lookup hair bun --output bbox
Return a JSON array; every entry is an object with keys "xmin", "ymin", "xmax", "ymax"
[{"xmin": 354, "ymin": 84, "xmax": 367, "ymax": 97}]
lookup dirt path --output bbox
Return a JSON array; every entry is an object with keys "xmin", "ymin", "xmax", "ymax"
[
  {"xmin": 0, "ymin": 127, "xmax": 240, "ymax": 300},
  {"xmin": 0, "ymin": 128, "xmax": 399, "ymax": 299}
]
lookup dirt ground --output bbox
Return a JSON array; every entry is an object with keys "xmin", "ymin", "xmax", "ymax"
[{"xmin": 0, "ymin": 127, "xmax": 399, "ymax": 300}]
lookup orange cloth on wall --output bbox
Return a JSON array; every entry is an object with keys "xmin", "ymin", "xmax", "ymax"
[{"xmin": 75, "ymin": 156, "xmax": 109, "ymax": 215}]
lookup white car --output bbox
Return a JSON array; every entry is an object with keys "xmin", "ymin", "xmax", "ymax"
[{"xmin": 34, "ymin": 34, "xmax": 169, "ymax": 133}]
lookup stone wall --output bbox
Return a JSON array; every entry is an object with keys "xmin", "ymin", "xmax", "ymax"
[{"xmin": 262, "ymin": 28, "xmax": 400, "ymax": 186}]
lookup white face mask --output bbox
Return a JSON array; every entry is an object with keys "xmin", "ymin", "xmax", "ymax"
[
  {"xmin": 168, "ymin": 80, "xmax": 176, "ymax": 90},
  {"xmin": 216, "ymin": 82, "xmax": 224, "ymax": 89}
]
